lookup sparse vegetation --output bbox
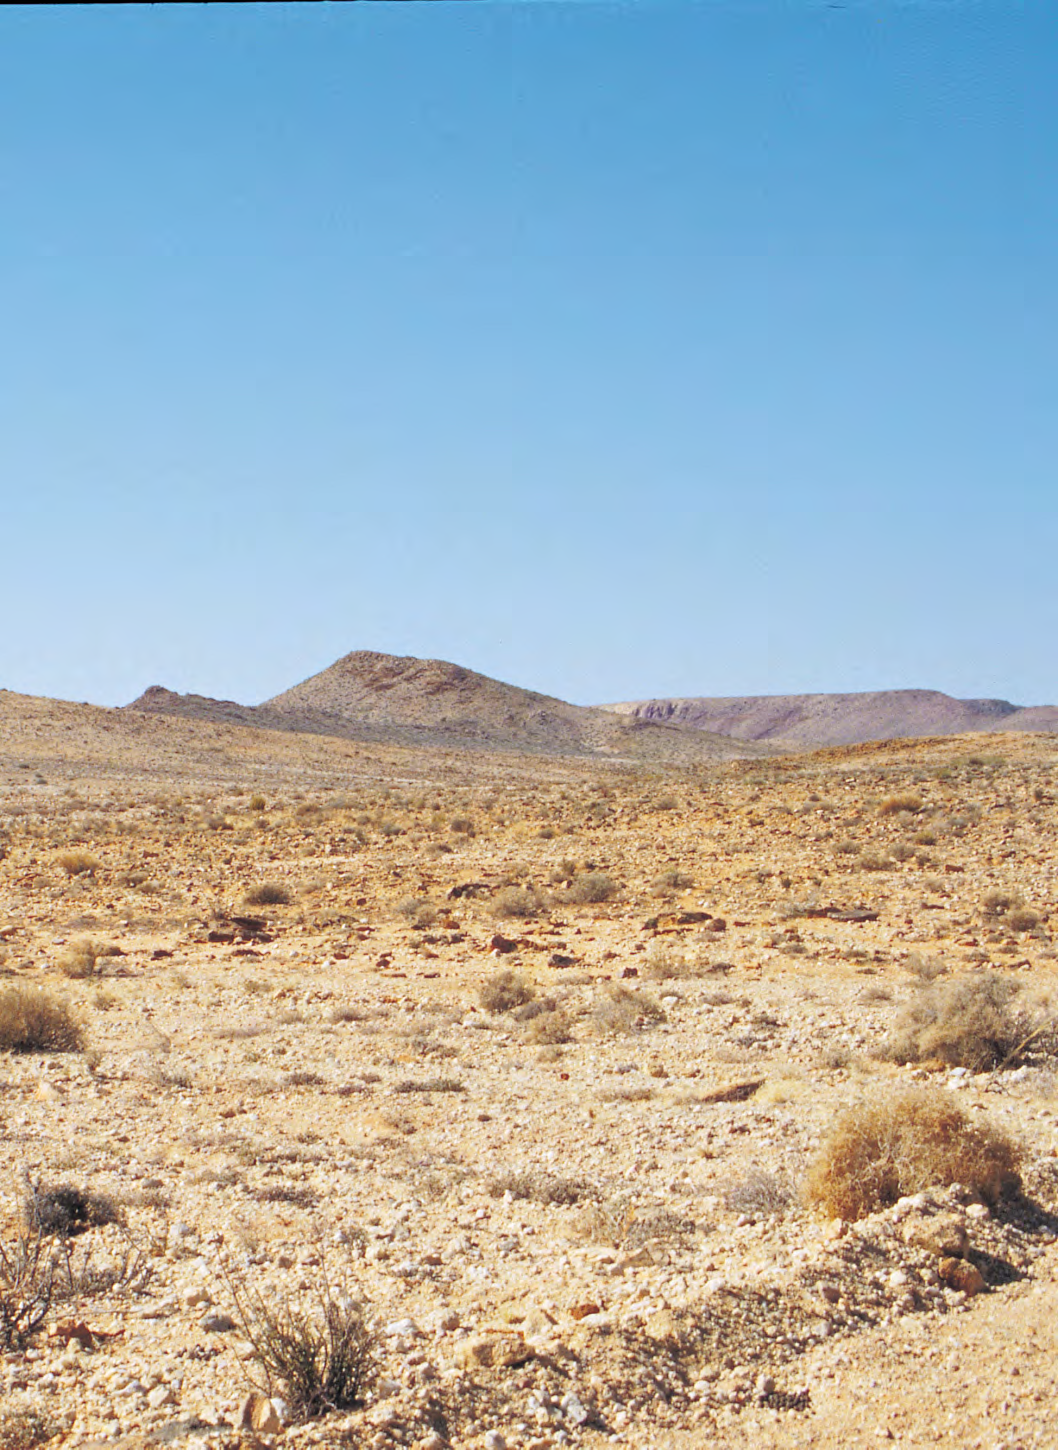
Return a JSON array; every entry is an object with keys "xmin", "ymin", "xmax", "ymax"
[
  {"xmin": 883, "ymin": 972, "xmax": 1054, "ymax": 1071},
  {"xmin": 804, "ymin": 1087, "xmax": 1021, "ymax": 1220},
  {"xmin": 491, "ymin": 885, "xmax": 545, "ymax": 919},
  {"xmin": 227, "ymin": 1271, "xmax": 374, "ymax": 1420},
  {"xmin": 479, "ymin": 969, "xmax": 535, "ymax": 1014},
  {"xmin": 23, "ymin": 1183, "xmax": 122, "ymax": 1238},
  {"xmin": 58, "ymin": 937, "xmax": 121, "ymax": 979},
  {"xmin": 569, "ymin": 871, "xmax": 617, "ymax": 904},
  {"xmin": 652, "ymin": 868, "xmax": 694, "ymax": 894},
  {"xmin": 396, "ymin": 896, "xmax": 438, "ymax": 929},
  {"xmin": 724, "ymin": 1168, "xmax": 795, "ymax": 1216},
  {"xmin": 489, "ymin": 1170, "xmax": 598, "ymax": 1205},
  {"xmin": 58, "ymin": 850, "xmax": 100, "ymax": 877},
  {"xmin": 879, "ymin": 795, "xmax": 923, "ymax": 816},
  {"xmin": 243, "ymin": 882, "xmax": 292, "ymax": 906},
  {"xmin": 0, "ymin": 987, "xmax": 83, "ymax": 1054},
  {"xmin": 0, "ymin": 1228, "xmax": 54, "ymax": 1350},
  {"xmin": 592, "ymin": 983, "xmax": 666, "ymax": 1035}
]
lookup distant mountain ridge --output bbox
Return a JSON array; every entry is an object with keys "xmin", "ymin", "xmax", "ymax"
[
  {"xmin": 598, "ymin": 688, "xmax": 1058, "ymax": 749},
  {"xmin": 125, "ymin": 652, "xmax": 760, "ymax": 763},
  {"xmin": 126, "ymin": 659, "xmax": 1058, "ymax": 758}
]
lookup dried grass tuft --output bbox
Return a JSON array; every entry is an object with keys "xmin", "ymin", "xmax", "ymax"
[
  {"xmin": 0, "ymin": 988, "xmax": 83, "ymax": 1054},
  {"xmin": 804, "ymin": 1086, "xmax": 1020, "ymax": 1221}
]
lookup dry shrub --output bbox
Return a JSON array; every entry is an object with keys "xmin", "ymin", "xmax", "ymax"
[
  {"xmin": 488, "ymin": 1170, "xmax": 597, "ymax": 1206},
  {"xmin": 858, "ymin": 851, "xmax": 892, "ymax": 872},
  {"xmin": 396, "ymin": 897, "xmax": 437, "ymax": 930},
  {"xmin": 58, "ymin": 850, "xmax": 100, "ymax": 877},
  {"xmin": 652, "ymin": 868, "xmax": 695, "ymax": 894},
  {"xmin": 982, "ymin": 889, "xmax": 1015, "ymax": 917},
  {"xmin": 492, "ymin": 886, "xmax": 545, "ymax": 920},
  {"xmin": 479, "ymin": 970, "xmax": 535, "ymax": 1014},
  {"xmin": 592, "ymin": 984, "xmax": 666, "ymax": 1036},
  {"xmin": 249, "ymin": 795, "xmax": 267, "ymax": 812},
  {"xmin": 0, "ymin": 1229, "xmax": 54, "ymax": 1351},
  {"xmin": 905, "ymin": 952, "xmax": 949, "ymax": 983},
  {"xmin": 243, "ymin": 883, "xmax": 292, "ymax": 907},
  {"xmin": 524, "ymin": 1009, "xmax": 572, "ymax": 1045},
  {"xmin": 58, "ymin": 938, "xmax": 120, "ymax": 980},
  {"xmin": 1007, "ymin": 908, "xmax": 1041, "ymax": 933},
  {"xmin": 884, "ymin": 972, "xmax": 1047, "ymax": 1071},
  {"xmin": 569, "ymin": 872, "xmax": 617, "ymax": 905},
  {"xmin": 227, "ymin": 1272, "xmax": 373, "ymax": 1420},
  {"xmin": 0, "ymin": 1407, "xmax": 58, "ymax": 1449},
  {"xmin": 0, "ymin": 988, "xmax": 83, "ymax": 1054},
  {"xmin": 23, "ymin": 1183, "xmax": 122, "ymax": 1238},
  {"xmin": 724, "ymin": 1168, "xmax": 796, "ymax": 1216},
  {"xmin": 804, "ymin": 1087, "xmax": 1020, "ymax": 1220},
  {"xmin": 879, "ymin": 795, "xmax": 924, "ymax": 817}
]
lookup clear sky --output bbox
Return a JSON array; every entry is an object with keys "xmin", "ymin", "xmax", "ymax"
[{"xmin": 2, "ymin": 0, "xmax": 1055, "ymax": 711}]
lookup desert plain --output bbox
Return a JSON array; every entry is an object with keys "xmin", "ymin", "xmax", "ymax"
[{"xmin": 1, "ymin": 682, "xmax": 1057, "ymax": 1450}]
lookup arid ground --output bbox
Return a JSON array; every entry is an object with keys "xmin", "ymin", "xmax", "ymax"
[{"xmin": 1, "ymin": 690, "xmax": 1057, "ymax": 1450}]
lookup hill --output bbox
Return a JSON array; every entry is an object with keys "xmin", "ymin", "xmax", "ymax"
[
  {"xmin": 127, "ymin": 652, "xmax": 764, "ymax": 762},
  {"xmin": 599, "ymin": 687, "xmax": 1058, "ymax": 748}
]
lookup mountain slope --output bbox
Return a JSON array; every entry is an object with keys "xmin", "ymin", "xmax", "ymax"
[
  {"xmin": 127, "ymin": 653, "xmax": 764, "ymax": 762},
  {"xmin": 599, "ymin": 688, "xmax": 1057, "ymax": 748}
]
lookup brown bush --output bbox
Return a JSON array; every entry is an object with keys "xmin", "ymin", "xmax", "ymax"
[
  {"xmin": 0, "ymin": 988, "xmax": 83, "ymax": 1054},
  {"xmin": 883, "ymin": 972, "xmax": 1044, "ymax": 1071},
  {"xmin": 651, "ymin": 869, "xmax": 695, "ymax": 895},
  {"xmin": 982, "ymin": 889, "xmax": 1016, "ymax": 916},
  {"xmin": 58, "ymin": 850, "xmax": 100, "ymax": 878},
  {"xmin": 879, "ymin": 795, "xmax": 924, "ymax": 817},
  {"xmin": 1007, "ymin": 908, "xmax": 1041, "ymax": 933},
  {"xmin": 396, "ymin": 897, "xmax": 437, "ymax": 930},
  {"xmin": 569, "ymin": 872, "xmax": 617, "ymax": 905},
  {"xmin": 58, "ymin": 938, "xmax": 120, "ymax": 980},
  {"xmin": 591, "ymin": 984, "xmax": 666, "ymax": 1036},
  {"xmin": 525, "ymin": 1009, "xmax": 572, "ymax": 1045},
  {"xmin": 491, "ymin": 886, "xmax": 545, "ymax": 920},
  {"xmin": 479, "ymin": 970, "xmax": 535, "ymax": 1014},
  {"xmin": 804, "ymin": 1087, "xmax": 1020, "ymax": 1221},
  {"xmin": 243, "ymin": 883, "xmax": 292, "ymax": 907}
]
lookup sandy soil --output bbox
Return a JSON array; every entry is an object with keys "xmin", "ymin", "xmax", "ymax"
[{"xmin": 0, "ymin": 695, "xmax": 1056, "ymax": 1450}]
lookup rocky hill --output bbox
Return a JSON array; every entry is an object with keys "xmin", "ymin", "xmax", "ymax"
[
  {"xmin": 600, "ymin": 688, "xmax": 1058, "ymax": 749},
  {"xmin": 126, "ymin": 652, "xmax": 762, "ymax": 762}
]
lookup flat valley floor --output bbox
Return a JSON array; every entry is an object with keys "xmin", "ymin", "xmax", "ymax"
[{"xmin": 1, "ymin": 693, "xmax": 1057, "ymax": 1449}]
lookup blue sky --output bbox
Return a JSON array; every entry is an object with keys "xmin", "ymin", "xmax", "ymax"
[{"xmin": 2, "ymin": 0, "xmax": 1055, "ymax": 710}]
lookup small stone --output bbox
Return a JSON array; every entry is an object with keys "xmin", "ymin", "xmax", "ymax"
[
  {"xmin": 561, "ymin": 1392, "xmax": 590, "ymax": 1426},
  {"xmin": 902, "ymin": 1213, "xmax": 969, "ymax": 1259},
  {"xmin": 147, "ymin": 1384, "xmax": 175, "ymax": 1409},
  {"xmin": 182, "ymin": 1286, "xmax": 212, "ymax": 1308},
  {"xmin": 756, "ymin": 1374, "xmax": 776, "ymax": 1397},
  {"xmin": 484, "ymin": 1434, "xmax": 507, "ymax": 1450},
  {"xmin": 938, "ymin": 1257, "xmax": 986, "ymax": 1295},
  {"xmin": 455, "ymin": 1334, "xmax": 533, "ymax": 1369},
  {"xmin": 200, "ymin": 1311, "xmax": 237, "ymax": 1333},
  {"xmin": 385, "ymin": 1317, "xmax": 423, "ymax": 1339}
]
